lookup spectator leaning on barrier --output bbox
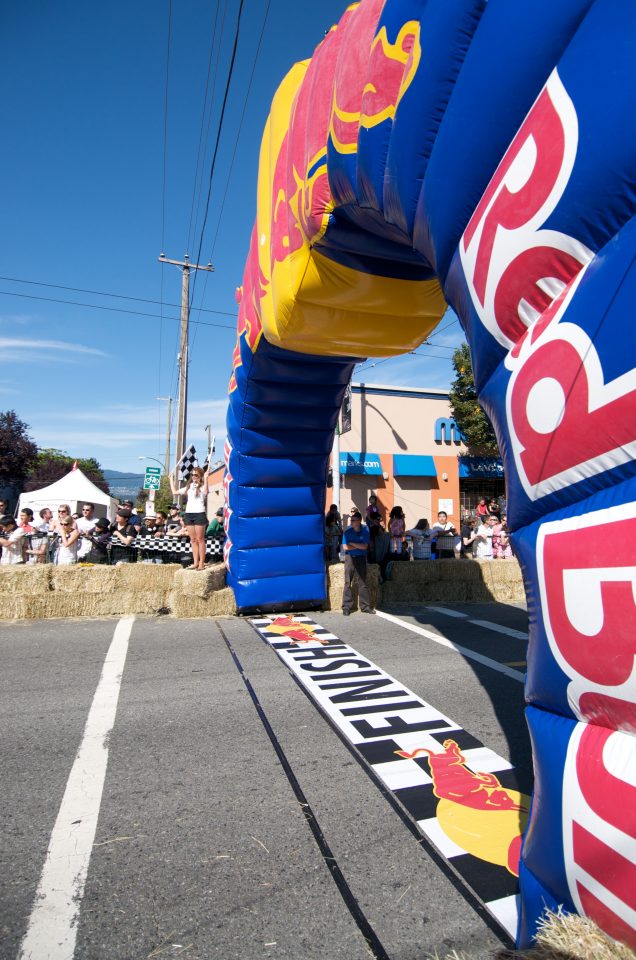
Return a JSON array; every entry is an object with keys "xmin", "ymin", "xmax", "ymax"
[
  {"xmin": 153, "ymin": 511, "xmax": 167, "ymax": 536},
  {"xmin": 83, "ymin": 517, "xmax": 111, "ymax": 564},
  {"xmin": 76, "ymin": 503, "xmax": 97, "ymax": 560},
  {"xmin": 407, "ymin": 519, "xmax": 433, "ymax": 560},
  {"xmin": 341, "ymin": 510, "xmax": 374, "ymax": 616},
  {"xmin": 0, "ymin": 516, "xmax": 26, "ymax": 564},
  {"xmin": 166, "ymin": 504, "xmax": 185, "ymax": 535},
  {"xmin": 110, "ymin": 508, "xmax": 138, "ymax": 560},
  {"xmin": 55, "ymin": 514, "xmax": 80, "ymax": 565},
  {"xmin": 460, "ymin": 516, "xmax": 477, "ymax": 558},
  {"xmin": 122, "ymin": 500, "xmax": 142, "ymax": 528},
  {"xmin": 431, "ymin": 510, "xmax": 461, "ymax": 559}
]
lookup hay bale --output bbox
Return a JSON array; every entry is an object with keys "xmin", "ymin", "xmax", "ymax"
[
  {"xmin": 437, "ymin": 559, "xmax": 483, "ymax": 581},
  {"xmin": 381, "ymin": 581, "xmax": 439, "ymax": 604},
  {"xmin": 168, "ymin": 587, "xmax": 236, "ymax": 618},
  {"xmin": 51, "ymin": 565, "xmax": 119, "ymax": 594},
  {"xmin": 173, "ymin": 564, "xmax": 226, "ymax": 599},
  {"xmin": 0, "ymin": 594, "xmax": 23, "ymax": 619},
  {"xmin": 388, "ymin": 560, "xmax": 441, "ymax": 583},
  {"xmin": 19, "ymin": 590, "xmax": 169, "ymax": 619},
  {"xmin": 115, "ymin": 562, "xmax": 178, "ymax": 592},
  {"xmin": 502, "ymin": 909, "xmax": 636, "ymax": 960},
  {"xmin": 0, "ymin": 565, "xmax": 52, "ymax": 595}
]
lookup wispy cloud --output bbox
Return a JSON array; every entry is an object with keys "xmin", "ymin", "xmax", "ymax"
[
  {"xmin": 0, "ymin": 313, "xmax": 33, "ymax": 326},
  {"xmin": 0, "ymin": 337, "xmax": 109, "ymax": 363},
  {"xmin": 30, "ymin": 396, "xmax": 229, "ymax": 453}
]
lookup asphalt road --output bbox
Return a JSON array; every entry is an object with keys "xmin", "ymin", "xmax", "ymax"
[{"xmin": 1, "ymin": 603, "xmax": 530, "ymax": 960}]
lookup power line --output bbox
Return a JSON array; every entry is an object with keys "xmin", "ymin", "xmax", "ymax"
[
  {"xmin": 160, "ymin": 0, "xmax": 173, "ymax": 411},
  {"xmin": 0, "ymin": 288, "xmax": 236, "ymax": 330},
  {"xmin": 191, "ymin": 0, "xmax": 272, "ymax": 357},
  {"xmin": 210, "ymin": 0, "xmax": 271, "ymax": 258},
  {"xmin": 186, "ymin": 0, "xmax": 225, "ymax": 250},
  {"xmin": 0, "ymin": 275, "xmax": 237, "ymax": 317},
  {"xmin": 190, "ymin": 0, "xmax": 246, "ymax": 312}
]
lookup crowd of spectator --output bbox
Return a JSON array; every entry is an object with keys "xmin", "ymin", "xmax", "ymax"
[
  {"xmin": 325, "ymin": 493, "xmax": 512, "ymax": 576},
  {"xmin": 0, "ymin": 494, "xmax": 227, "ymax": 567}
]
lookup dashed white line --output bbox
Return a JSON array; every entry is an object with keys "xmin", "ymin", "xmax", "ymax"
[
  {"xmin": 18, "ymin": 616, "xmax": 134, "ymax": 960},
  {"xmin": 423, "ymin": 605, "xmax": 528, "ymax": 640},
  {"xmin": 374, "ymin": 610, "xmax": 525, "ymax": 683}
]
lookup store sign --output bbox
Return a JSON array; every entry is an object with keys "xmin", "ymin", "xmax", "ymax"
[{"xmin": 435, "ymin": 417, "xmax": 464, "ymax": 444}]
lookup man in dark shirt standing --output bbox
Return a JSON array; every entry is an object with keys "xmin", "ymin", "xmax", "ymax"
[{"xmin": 341, "ymin": 510, "xmax": 374, "ymax": 615}]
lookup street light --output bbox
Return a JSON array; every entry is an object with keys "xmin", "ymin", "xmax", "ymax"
[{"xmin": 138, "ymin": 456, "xmax": 164, "ymax": 470}]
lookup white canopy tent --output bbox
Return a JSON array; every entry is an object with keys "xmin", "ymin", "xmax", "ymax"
[{"xmin": 17, "ymin": 467, "xmax": 118, "ymax": 521}]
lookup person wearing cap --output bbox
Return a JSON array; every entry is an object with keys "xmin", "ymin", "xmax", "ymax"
[
  {"xmin": 82, "ymin": 517, "xmax": 111, "ymax": 564},
  {"xmin": 341, "ymin": 510, "xmax": 374, "ymax": 615},
  {"xmin": 109, "ymin": 508, "xmax": 138, "ymax": 564},
  {"xmin": 121, "ymin": 499, "xmax": 142, "ymax": 528},
  {"xmin": 206, "ymin": 507, "xmax": 225, "ymax": 538},
  {"xmin": 0, "ymin": 516, "xmax": 26, "ymax": 564}
]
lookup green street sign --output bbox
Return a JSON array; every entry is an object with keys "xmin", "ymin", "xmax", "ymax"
[{"xmin": 143, "ymin": 466, "xmax": 161, "ymax": 490}]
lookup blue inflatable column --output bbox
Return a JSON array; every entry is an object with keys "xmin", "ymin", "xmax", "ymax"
[{"xmin": 225, "ymin": 331, "xmax": 356, "ymax": 613}]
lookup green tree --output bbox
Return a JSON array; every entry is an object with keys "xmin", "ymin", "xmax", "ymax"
[
  {"xmin": 0, "ymin": 410, "xmax": 38, "ymax": 494},
  {"xmin": 25, "ymin": 449, "xmax": 110, "ymax": 494},
  {"xmin": 448, "ymin": 343, "xmax": 499, "ymax": 454}
]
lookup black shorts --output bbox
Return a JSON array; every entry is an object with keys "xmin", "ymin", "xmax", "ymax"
[{"xmin": 183, "ymin": 512, "xmax": 207, "ymax": 527}]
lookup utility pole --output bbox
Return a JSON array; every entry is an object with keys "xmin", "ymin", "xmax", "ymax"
[
  {"xmin": 204, "ymin": 424, "xmax": 214, "ymax": 457},
  {"xmin": 157, "ymin": 395, "xmax": 173, "ymax": 475},
  {"xmin": 158, "ymin": 253, "xmax": 213, "ymax": 465}
]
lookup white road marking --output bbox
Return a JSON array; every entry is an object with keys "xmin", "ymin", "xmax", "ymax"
[
  {"xmin": 467, "ymin": 619, "xmax": 528, "ymax": 641},
  {"xmin": 421, "ymin": 605, "xmax": 528, "ymax": 640},
  {"xmin": 18, "ymin": 617, "xmax": 134, "ymax": 960},
  {"xmin": 374, "ymin": 610, "xmax": 525, "ymax": 683}
]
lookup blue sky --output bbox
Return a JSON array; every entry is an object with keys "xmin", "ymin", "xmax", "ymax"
[{"xmin": 0, "ymin": 0, "xmax": 461, "ymax": 478}]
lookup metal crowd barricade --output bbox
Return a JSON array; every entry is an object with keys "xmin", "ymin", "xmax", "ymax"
[
  {"xmin": 434, "ymin": 534, "xmax": 461, "ymax": 558},
  {"xmin": 23, "ymin": 531, "xmax": 55, "ymax": 564}
]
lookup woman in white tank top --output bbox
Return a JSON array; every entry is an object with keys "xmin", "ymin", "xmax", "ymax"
[{"xmin": 170, "ymin": 466, "xmax": 209, "ymax": 570}]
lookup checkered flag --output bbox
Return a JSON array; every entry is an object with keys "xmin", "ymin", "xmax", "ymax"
[{"xmin": 176, "ymin": 445, "xmax": 198, "ymax": 485}]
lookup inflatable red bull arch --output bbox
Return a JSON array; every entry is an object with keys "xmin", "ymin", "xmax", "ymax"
[{"xmin": 225, "ymin": 0, "xmax": 636, "ymax": 948}]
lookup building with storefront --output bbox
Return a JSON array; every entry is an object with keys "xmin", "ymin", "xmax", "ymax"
[{"xmin": 335, "ymin": 383, "xmax": 504, "ymax": 529}]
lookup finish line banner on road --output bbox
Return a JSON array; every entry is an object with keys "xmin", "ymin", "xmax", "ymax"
[{"xmin": 251, "ymin": 615, "xmax": 529, "ymax": 941}]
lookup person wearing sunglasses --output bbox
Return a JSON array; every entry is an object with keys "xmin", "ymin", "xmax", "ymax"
[{"xmin": 54, "ymin": 512, "xmax": 80, "ymax": 565}]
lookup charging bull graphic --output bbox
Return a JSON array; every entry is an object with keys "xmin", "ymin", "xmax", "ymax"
[
  {"xmin": 224, "ymin": 0, "xmax": 636, "ymax": 949},
  {"xmin": 396, "ymin": 741, "xmax": 530, "ymax": 877}
]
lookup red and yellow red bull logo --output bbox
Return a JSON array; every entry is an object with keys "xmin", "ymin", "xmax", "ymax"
[
  {"xmin": 267, "ymin": 616, "xmax": 329, "ymax": 646},
  {"xmin": 397, "ymin": 739, "xmax": 530, "ymax": 876}
]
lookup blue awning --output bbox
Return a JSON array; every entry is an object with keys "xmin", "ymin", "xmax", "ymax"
[
  {"xmin": 393, "ymin": 454, "xmax": 437, "ymax": 477},
  {"xmin": 339, "ymin": 452, "xmax": 383, "ymax": 476},
  {"xmin": 459, "ymin": 456, "xmax": 504, "ymax": 479}
]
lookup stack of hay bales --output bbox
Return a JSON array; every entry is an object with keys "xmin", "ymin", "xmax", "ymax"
[
  {"xmin": 0, "ymin": 565, "xmax": 52, "ymax": 619},
  {"xmin": 326, "ymin": 562, "xmax": 382, "ymax": 611},
  {"xmin": 169, "ymin": 564, "xmax": 236, "ymax": 617},
  {"xmin": 381, "ymin": 558, "xmax": 526, "ymax": 605}
]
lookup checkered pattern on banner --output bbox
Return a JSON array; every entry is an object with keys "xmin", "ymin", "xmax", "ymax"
[
  {"xmin": 250, "ymin": 615, "xmax": 525, "ymax": 941},
  {"xmin": 132, "ymin": 536, "xmax": 223, "ymax": 558},
  {"xmin": 176, "ymin": 445, "xmax": 198, "ymax": 485}
]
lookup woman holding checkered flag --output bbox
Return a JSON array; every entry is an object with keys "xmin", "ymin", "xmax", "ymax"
[{"xmin": 170, "ymin": 452, "xmax": 209, "ymax": 570}]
